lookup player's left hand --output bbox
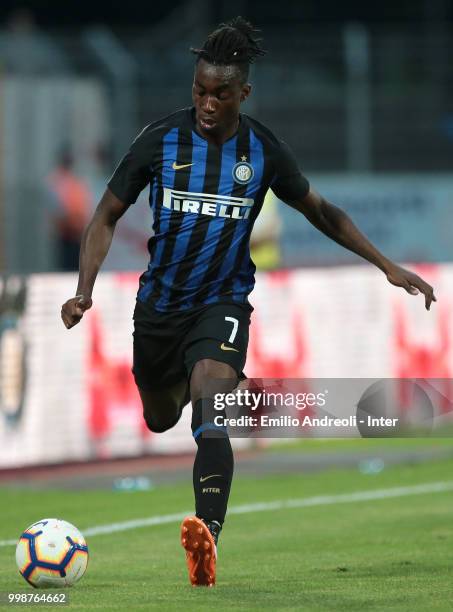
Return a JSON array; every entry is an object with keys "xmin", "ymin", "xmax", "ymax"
[{"xmin": 385, "ymin": 263, "xmax": 437, "ymax": 310}]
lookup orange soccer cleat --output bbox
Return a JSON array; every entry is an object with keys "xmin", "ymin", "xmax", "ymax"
[{"xmin": 180, "ymin": 516, "xmax": 218, "ymax": 587}]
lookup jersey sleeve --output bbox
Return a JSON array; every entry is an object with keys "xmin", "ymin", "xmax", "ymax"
[
  {"xmin": 271, "ymin": 141, "xmax": 310, "ymax": 202},
  {"xmin": 107, "ymin": 127, "xmax": 154, "ymax": 205}
]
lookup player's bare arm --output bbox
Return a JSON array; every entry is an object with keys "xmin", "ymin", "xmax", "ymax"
[
  {"xmin": 61, "ymin": 188, "xmax": 129, "ymax": 329},
  {"xmin": 286, "ymin": 188, "xmax": 437, "ymax": 310}
]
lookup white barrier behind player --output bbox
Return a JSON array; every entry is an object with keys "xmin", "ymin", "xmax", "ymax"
[{"xmin": 0, "ymin": 265, "xmax": 451, "ymax": 468}]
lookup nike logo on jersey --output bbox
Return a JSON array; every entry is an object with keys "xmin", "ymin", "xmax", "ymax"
[
  {"xmin": 163, "ymin": 188, "xmax": 254, "ymax": 219},
  {"xmin": 220, "ymin": 343, "xmax": 239, "ymax": 352},
  {"xmin": 172, "ymin": 161, "xmax": 194, "ymax": 170},
  {"xmin": 200, "ymin": 474, "xmax": 222, "ymax": 482}
]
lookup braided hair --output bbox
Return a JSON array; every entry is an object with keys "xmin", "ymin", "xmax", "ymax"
[{"xmin": 191, "ymin": 17, "xmax": 266, "ymax": 82}]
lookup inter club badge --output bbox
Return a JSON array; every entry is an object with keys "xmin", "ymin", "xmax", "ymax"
[{"xmin": 232, "ymin": 161, "xmax": 254, "ymax": 185}]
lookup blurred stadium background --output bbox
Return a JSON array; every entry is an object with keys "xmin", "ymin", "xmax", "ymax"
[
  {"xmin": 0, "ymin": 0, "xmax": 453, "ymax": 611},
  {"xmin": 0, "ymin": 3, "xmax": 452, "ymax": 600}
]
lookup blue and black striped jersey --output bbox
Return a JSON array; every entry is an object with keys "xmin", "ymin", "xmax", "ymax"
[{"xmin": 108, "ymin": 107, "xmax": 309, "ymax": 312}]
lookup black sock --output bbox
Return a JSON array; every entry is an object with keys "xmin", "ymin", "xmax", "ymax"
[{"xmin": 191, "ymin": 398, "xmax": 234, "ymax": 526}]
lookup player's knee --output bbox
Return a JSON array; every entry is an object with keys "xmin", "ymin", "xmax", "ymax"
[
  {"xmin": 142, "ymin": 403, "xmax": 182, "ymax": 434},
  {"xmin": 139, "ymin": 386, "xmax": 186, "ymax": 433},
  {"xmin": 144, "ymin": 414, "xmax": 174, "ymax": 433}
]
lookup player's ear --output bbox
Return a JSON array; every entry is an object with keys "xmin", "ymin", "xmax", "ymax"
[{"xmin": 240, "ymin": 83, "xmax": 252, "ymax": 103}]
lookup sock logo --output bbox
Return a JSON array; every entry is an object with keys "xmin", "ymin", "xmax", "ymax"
[
  {"xmin": 200, "ymin": 474, "xmax": 222, "ymax": 482},
  {"xmin": 202, "ymin": 487, "xmax": 220, "ymax": 494}
]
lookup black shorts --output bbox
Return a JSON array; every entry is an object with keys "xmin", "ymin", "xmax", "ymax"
[{"xmin": 132, "ymin": 300, "xmax": 252, "ymax": 391}]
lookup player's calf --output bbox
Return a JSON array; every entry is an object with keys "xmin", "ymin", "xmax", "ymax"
[{"xmin": 191, "ymin": 398, "xmax": 234, "ymax": 525}]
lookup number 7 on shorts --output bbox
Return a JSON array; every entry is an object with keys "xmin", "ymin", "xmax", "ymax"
[{"xmin": 224, "ymin": 316, "xmax": 239, "ymax": 343}]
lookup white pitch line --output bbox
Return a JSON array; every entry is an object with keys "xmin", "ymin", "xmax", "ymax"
[{"xmin": 1, "ymin": 480, "xmax": 452, "ymax": 548}]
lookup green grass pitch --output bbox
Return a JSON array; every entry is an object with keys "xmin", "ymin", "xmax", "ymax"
[{"xmin": 1, "ymin": 456, "xmax": 452, "ymax": 611}]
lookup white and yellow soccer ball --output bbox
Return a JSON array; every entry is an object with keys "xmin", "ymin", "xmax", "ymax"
[{"xmin": 16, "ymin": 519, "xmax": 88, "ymax": 588}]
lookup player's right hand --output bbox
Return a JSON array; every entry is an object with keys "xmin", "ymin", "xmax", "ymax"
[{"xmin": 61, "ymin": 295, "xmax": 93, "ymax": 329}]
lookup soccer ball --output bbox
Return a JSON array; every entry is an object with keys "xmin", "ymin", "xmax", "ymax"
[{"xmin": 16, "ymin": 519, "xmax": 88, "ymax": 588}]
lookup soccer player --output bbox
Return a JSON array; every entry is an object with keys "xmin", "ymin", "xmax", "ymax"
[{"xmin": 61, "ymin": 17, "xmax": 436, "ymax": 587}]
